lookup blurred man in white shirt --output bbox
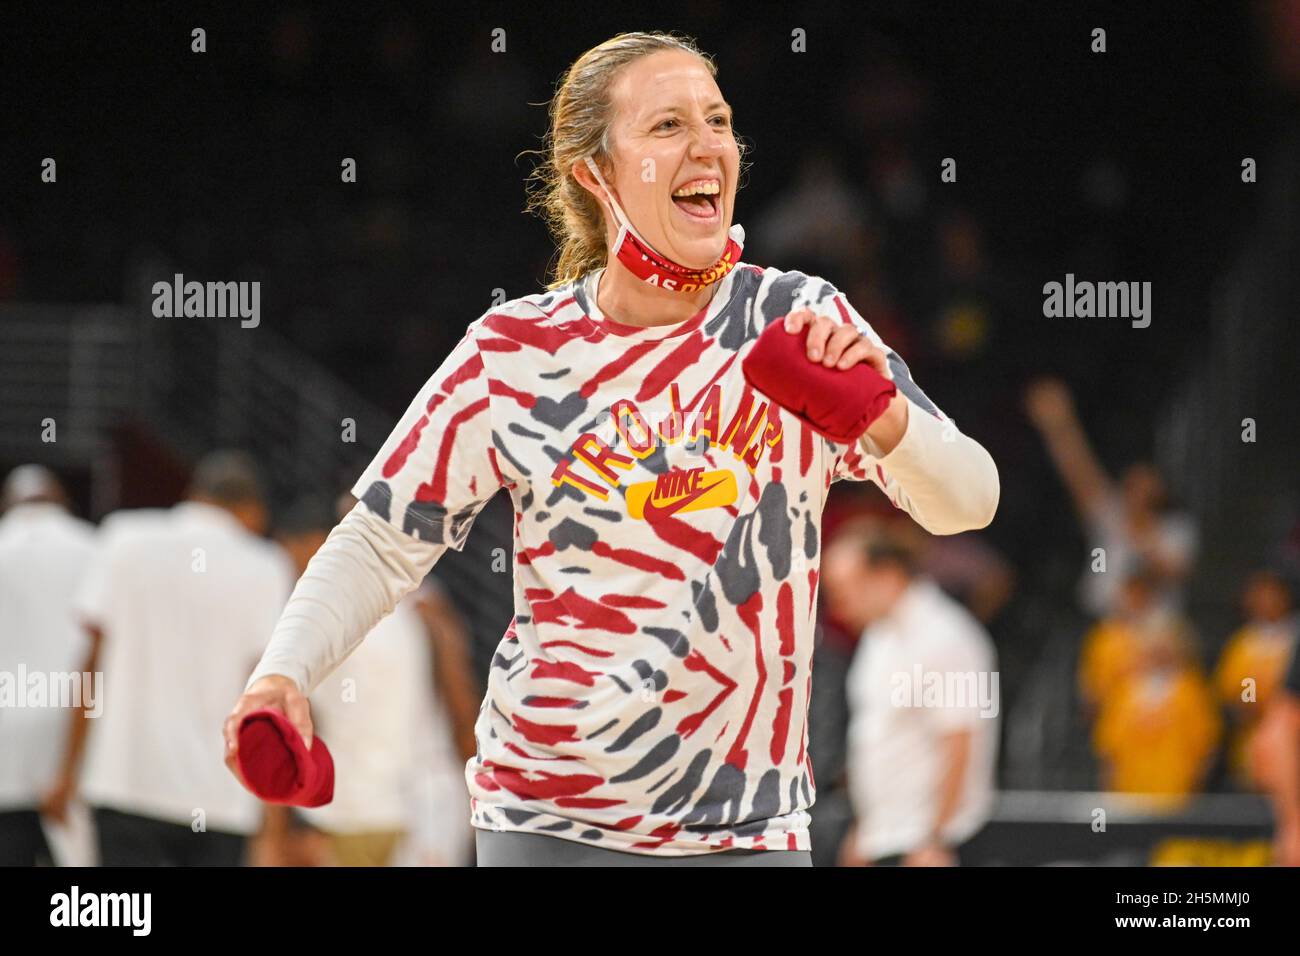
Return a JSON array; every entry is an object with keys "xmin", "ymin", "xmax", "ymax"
[
  {"xmin": 45, "ymin": 451, "xmax": 293, "ymax": 865},
  {"xmin": 261, "ymin": 493, "xmax": 478, "ymax": 867},
  {"xmin": 822, "ymin": 519, "xmax": 999, "ymax": 866},
  {"xmin": 0, "ymin": 466, "xmax": 97, "ymax": 865}
]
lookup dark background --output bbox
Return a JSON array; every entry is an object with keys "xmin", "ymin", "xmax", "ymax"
[
  {"xmin": 0, "ymin": 2, "xmax": 1279, "ymax": 542},
  {"xmin": 3, "ymin": 1, "xmax": 1298, "ymax": 831}
]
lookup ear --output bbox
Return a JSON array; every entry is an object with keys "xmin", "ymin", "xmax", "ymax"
[{"xmin": 571, "ymin": 156, "xmax": 610, "ymax": 207}]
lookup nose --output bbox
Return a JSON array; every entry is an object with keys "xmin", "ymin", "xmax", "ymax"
[{"xmin": 687, "ymin": 120, "xmax": 728, "ymax": 161}]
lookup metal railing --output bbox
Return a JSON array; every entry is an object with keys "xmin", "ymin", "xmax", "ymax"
[{"xmin": 0, "ymin": 300, "xmax": 394, "ymax": 510}]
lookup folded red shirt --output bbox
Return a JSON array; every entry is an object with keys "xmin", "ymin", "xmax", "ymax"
[
  {"xmin": 742, "ymin": 318, "xmax": 898, "ymax": 444},
  {"xmin": 236, "ymin": 707, "xmax": 334, "ymax": 807}
]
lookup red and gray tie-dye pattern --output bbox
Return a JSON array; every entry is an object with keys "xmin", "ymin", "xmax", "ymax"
[{"xmin": 352, "ymin": 263, "xmax": 946, "ymax": 855}]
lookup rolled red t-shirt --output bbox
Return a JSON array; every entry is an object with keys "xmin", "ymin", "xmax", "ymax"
[
  {"xmin": 742, "ymin": 319, "xmax": 897, "ymax": 444},
  {"xmin": 236, "ymin": 707, "xmax": 334, "ymax": 807}
]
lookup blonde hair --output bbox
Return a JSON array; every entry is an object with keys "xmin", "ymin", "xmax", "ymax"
[{"xmin": 524, "ymin": 32, "xmax": 749, "ymax": 290}]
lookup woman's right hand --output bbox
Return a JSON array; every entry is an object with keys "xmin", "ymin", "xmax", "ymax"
[{"xmin": 223, "ymin": 674, "xmax": 314, "ymax": 788}]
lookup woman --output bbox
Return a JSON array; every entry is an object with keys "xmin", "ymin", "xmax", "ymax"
[{"xmin": 223, "ymin": 31, "xmax": 999, "ymax": 867}]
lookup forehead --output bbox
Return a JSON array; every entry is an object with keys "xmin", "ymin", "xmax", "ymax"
[{"xmin": 610, "ymin": 49, "xmax": 724, "ymax": 119}]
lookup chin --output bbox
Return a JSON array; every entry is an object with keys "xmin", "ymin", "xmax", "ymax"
[{"xmin": 671, "ymin": 232, "xmax": 728, "ymax": 269}]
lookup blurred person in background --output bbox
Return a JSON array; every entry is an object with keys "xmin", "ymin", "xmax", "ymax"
[
  {"xmin": 0, "ymin": 466, "xmax": 96, "ymax": 865},
  {"xmin": 43, "ymin": 451, "xmax": 293, "ymax": 866},
  {"xmin": 1077, "ymin": 569, "xmax": 1164, "ymax": 717},
  {"xmin": 1214, "ymin": 569, "xmax": 1298, "ymax": 790},
  {"xmin": 1025, "ymin": 377, "xmax": 1197, "ymax": 619},
  {"xmin": 247, "ymin": 495, "xmax": 338, "ymax": 868},
  {"xmin": 389, "ymin": 574, "xmax": 480, "ymax": 866},
  {"xmin": 1091, "ymin": 611, "xmax": 1220, "ymax": 803},
  {"xmin": 909, "ymin": 524, "xmax": 1016, "ymax": 628},
  {"xmin": 265, "ymin": 493, "xmax": 479, "ymax": 867},
  {"xmin": 805, "ymin": 500, "xmax": 1012, "ymax": 869},
  {"xmin": 1256, "ymin": 631, "xmax": 1300, "ymax": 865},
  {"xmin": 824, "ymin": 520, "xmax": 999, "ymax": 866}
]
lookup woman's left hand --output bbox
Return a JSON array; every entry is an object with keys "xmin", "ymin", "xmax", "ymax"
[
  {"xmin": 783, "ymin": 308, "xmax": 891, "ymax": 374},
  {"xmin": 783, "ymin": 308, "xmax": 909, "ymax": 453}
]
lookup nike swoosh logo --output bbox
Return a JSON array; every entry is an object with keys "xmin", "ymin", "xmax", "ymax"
[{"xmin": 643, "ymin": 476, "xmax": 729, "ymax": 519}]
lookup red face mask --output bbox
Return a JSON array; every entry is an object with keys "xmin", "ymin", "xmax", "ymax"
[{"xmin": 584, "ymin": 157, "xmax": 745, "ymax": 293}]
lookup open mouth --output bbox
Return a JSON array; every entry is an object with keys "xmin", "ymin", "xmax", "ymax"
[
  {"xmin": 672, "ymin": 192, "xmax": 718, "ymax": 220},
  {"xmin": 671, "ymin": 180, "xmax": 721, "ymax": 222}
]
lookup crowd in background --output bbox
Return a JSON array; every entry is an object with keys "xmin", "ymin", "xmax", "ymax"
[
  {"xmin": 0, "ymin": 456, "xmax": 477, "ymax": 867},
  {"xmin": 3, "ymin": 428, "xmax": 1296, "ymax": 867}
]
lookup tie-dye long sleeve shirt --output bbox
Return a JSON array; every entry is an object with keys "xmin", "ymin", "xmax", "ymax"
[{"xmin": 352, "ymin": 263, "xmax": 998, "ymax": 855}]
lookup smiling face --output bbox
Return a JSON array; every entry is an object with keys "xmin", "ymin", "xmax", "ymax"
[{"xmin": 595, "ymin": 49, "xmax": 741, "ymax": 269}]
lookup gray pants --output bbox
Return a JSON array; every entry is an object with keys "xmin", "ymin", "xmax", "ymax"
[{"xmin": 476, "ymin": 829, "xmax": 813, "ymax": 867}]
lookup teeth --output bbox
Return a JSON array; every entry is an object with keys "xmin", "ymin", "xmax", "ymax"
[{"xmin": 672, "ymin": 180, "xmax": 721, "ymax": 198}]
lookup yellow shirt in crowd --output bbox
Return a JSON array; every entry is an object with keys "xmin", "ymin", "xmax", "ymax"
[
  {"xmin": 1079, "ymin": 620, "xmax": 1140, "ymax": 708},
  {"xmin": 1212, "ymin": 625, "xmax": 1296, "ymax": 788},
  {"xmin": 1093, "ymin": 668, "xmax": 1222, "ymax": 798}
]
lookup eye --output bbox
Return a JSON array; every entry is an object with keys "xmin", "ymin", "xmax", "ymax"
[
  {"xmin": 656, "ymin": 118, "xmax": 679, "ymax": 131},
  {"xmin": 710, "ymin": 114, "xmax": 731, "ymax": 127}
]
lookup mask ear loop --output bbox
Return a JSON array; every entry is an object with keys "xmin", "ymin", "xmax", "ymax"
[
  {"xmin": 582, "ymin": 156, "xmax": 625, "ymax": 308},
  {"xmin": 584, "ymin": 156, "xmax": 657, "ymax": 252}
]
